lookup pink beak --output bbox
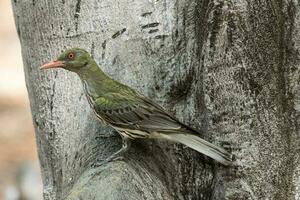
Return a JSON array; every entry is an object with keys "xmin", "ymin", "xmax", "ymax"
[{"xmin": 40, "ymin": 60, "xmax": 65, "ymax": 70}]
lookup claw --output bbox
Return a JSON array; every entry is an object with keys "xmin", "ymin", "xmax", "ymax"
[{"xmin": 91, "ymin": 137, "xmax": 131, "ymax": 168}]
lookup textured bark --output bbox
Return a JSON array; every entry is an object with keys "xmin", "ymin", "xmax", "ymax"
[{"xmin": 12, "ymin": 0, "xmax": 300, "ymax": 199}]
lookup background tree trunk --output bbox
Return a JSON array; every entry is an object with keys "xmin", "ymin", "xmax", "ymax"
[{"xmin": 12, "ymin": 0, "xmax": 300, "ymax": 199}]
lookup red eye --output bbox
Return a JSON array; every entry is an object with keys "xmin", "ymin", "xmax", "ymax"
[{"xmin": 68, "ymin": 52, "xmax": 75, "ymax": 59}]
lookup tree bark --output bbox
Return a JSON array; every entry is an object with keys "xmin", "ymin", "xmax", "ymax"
[{"xmin": 12, "ymin": 0, "xmax": 300, "ymax": 199}]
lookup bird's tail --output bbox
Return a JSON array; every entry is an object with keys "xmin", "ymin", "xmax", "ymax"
[{"xmin": 157, "ymin": 133, "xmax": 233, "ymax": 166}]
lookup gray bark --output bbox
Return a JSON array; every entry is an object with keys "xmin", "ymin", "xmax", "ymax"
[{"xmin": 12, "ymin": 0, "xmax": 300, "ymax": 199}]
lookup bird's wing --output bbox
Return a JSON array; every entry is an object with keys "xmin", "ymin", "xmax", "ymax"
[{"xmin": 93, "ymin": 92, "xmax": 184, "ymax": 132}]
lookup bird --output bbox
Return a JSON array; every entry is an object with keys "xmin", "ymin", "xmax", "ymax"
[{"xmin": 40, "ymin": 48, "xmax": 233, "ymax": 166}]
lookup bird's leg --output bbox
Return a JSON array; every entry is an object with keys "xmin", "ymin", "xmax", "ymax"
[
  {"xmin": 92, "ymin": 137, "xmax": 131, "ymax": 167},
  {"xmin": 105, "ymin": 137, "xmax": 131, "ymax": 162}
]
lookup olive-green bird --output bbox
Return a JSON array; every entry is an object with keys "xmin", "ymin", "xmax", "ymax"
[{"xmin": 41, "ymin": 48, "xmax": 233, "ymax": 166}]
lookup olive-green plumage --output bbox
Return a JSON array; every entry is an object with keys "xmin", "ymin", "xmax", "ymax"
[{"xmin": 41, "ymin": 48, "xmax": 233, "ymax": 166}]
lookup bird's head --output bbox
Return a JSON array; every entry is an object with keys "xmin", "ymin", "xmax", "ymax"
[{"xmin": 40, "ymin": 48, "xmax": 92, "ymax": 72}]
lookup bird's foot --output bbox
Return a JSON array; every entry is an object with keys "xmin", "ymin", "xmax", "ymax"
[
  {"xmin": 91, "ymin": 159, "xmax": 105, "ymax": 168},
  {"xmin": 91, "ymin": 155, "xmax": 125, "ymax": 168},
  {"xmin": 91, "ymin": 137, "xmax": 131, "ymax": 168}
]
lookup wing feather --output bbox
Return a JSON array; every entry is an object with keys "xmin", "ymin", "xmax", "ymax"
[{"xmin": 93, "ymin": 93, "xmax": 184, "ymax": 134}]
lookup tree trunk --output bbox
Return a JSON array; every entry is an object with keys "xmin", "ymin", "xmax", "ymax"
[{"xmin": 12, "ymin": 0, "xmax": 300, "ymax": 199}]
